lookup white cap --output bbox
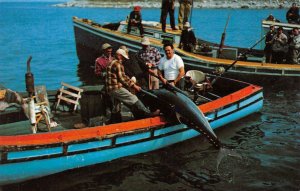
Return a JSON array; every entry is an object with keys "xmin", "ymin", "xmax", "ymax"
[
  {"xmin": 141, "ymin": 37, "xmax": 150, "ymax": 45},
  {"xmin": 184, "ymin": 22, "xmax": 190, "ymax": 28},
  {"xmin": 119, "ymin": 45, "xmax": 129, "ymax": 54},
  {"xmin": 116, "ymin": 49, "xmax": 129, "ymax": 59},
  {"xmin": 102, "ymin": 43, "xmax": 112, "ymax": 50}
]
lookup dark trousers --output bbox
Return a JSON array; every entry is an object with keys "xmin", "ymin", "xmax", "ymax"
[
  {"xmin": 167, "ymin": 78, "xmax": 185, "ymax": 90},
  {"xmin": 127, "ymin": 22, "xmax": 144, "ymax": 36},
  {"xmin": 161, "ymin": 8, "xmax": 176, "ymax": 31},
  {"xmin": 272, "ymin": 51, "xmax": 285, "ymax": 64},
  {"xmin": 264, "ymin": 47, "xmax": 272, "ymax": 63}
]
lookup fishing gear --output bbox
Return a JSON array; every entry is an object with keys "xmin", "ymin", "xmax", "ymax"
[{"xmin": 211, "ymin": 35, "xmax": 267, "ymax": 85}]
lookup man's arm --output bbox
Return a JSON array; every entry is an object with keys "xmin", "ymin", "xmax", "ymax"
[
  {"xmin": 174, "ymin": 67, "xmax": 185, "ymax": 85},
  {"xmin": 154, "ymin": 48, "xmax": 162, "ymax": 66},
  {"xmin": 157, "ymin": 69, "xmax": 167, "ymax": 85},
  {"xmin": 115, "ymin": 62, "xmax": 135, "ymax": 88}
]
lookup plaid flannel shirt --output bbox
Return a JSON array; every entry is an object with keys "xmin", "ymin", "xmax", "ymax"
[
  {"xmin": 106, "ymin": 59, "xmax": 135, "ymax": 93},
  {"xmin": 138, "ymin": 46, "xmax": 161, "ymax": 67}
]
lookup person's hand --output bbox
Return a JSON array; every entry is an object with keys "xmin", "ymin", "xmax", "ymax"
[
  {"xmin": 131, "ymin": 76, "xmax": 136, "ymax": 83},
  {"xmin": 146, "ymin": 62, "xmax": 153, "ymax": 68},
  {"xmin": 148, "ymin": 69, "xmax": 155, "ymax": 75},
  {"xmin": 133, "ymin": 84, "xmax": 141, "ymax": 92},
  {"xmin": 169, "ymin": 81, "xmax": 175, "ymax": 86},
  {"xmin": 161, "ymin": 78, "xmax": 168, "ymax": 85}
]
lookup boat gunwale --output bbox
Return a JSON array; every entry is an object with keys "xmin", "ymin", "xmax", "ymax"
[
  {"xmin": 73, "ymin": 17, "xmax": 300, "ymax": 72},
  {"xmin": 0, "ymin": 84, "xmax": 262, "ymax": 147}
]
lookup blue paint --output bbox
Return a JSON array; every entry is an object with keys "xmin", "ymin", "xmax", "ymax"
[
  {"xmin": 154, "ymin": 124, "xmax": 187, "ymax": 136},
  {"xmin": 116, "ymin": 132, "xmax": 151, "ymax": 144},
  {"xmin": 0, "ymin": 93, "xmax": 263, "ymax": 185},
  {"xmin": 217, "ymin": 104, "xmax": 238, "ymax": 117},
  {"xmin": 8, "ymin": 147, "xmax": 62, "ymax": 160},
  {"xmin": 240, "ymin": 92, "xmax": 264, "ymax": 107},
  {"xmin": 68, "ymin": 139, "xmax": 112, "ymax": 153}
]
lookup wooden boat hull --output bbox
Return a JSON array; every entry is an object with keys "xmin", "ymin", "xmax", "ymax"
[
  {"xmin": 73, "ymin": 17, "xmax": 300, "ymax": 84},
  {"xmin": 0, "ymin": 77, "xmax": 263, "ymax": 185}
]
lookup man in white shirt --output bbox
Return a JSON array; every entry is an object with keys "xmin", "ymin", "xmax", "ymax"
[{"xmin": 158, "ymin": 43, "xmax": 185, "ymax": 89}]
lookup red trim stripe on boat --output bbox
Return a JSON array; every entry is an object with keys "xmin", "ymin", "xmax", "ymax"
[{"xmin": 0, "ymin": 85, "xmax": 262, "ymax": 147}]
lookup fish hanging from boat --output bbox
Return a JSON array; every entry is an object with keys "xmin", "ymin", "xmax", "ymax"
[{"xmin": 150, "ymin": 88, "xmax": 221, "ymax": 148}]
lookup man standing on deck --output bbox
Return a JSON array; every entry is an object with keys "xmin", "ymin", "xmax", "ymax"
[
  {"xmin": 95, "ymin": 43, "xmax": 113, "ymax": 79},
  {"xmin": 286, "ymin": 3, "xmax": 299, "ymax": 24},
  {"xmin": 106, "ymin": 49, "xmax": 160, "ymax": 123},
  {"xmin": 161, "ymin": 0, "xmax": 177, "ymax": 33},
  {"xmin": 179, "ymin": 22, "xmax": 197, "ymax": 52},
  {"xmin": 286, "ymin": 27, "xmax": 300, "ymax": 64},
  {"xmin": 178, "ymin": 0, "xmax": 192, "ymax": 30},
  {"xmin": 264, "ymin": 25, "xmax": 276, "ymax": 63},
  {"xmin": 157, "ymin": 43, "xmax": 185, "ymax": 90},
  {"xmin": 271, "ymin": 27, "xmax": 287, "ymax": 64},
  {"xmin": 138, "ymin": 37, "xmax": 161, "ymax": 90}
]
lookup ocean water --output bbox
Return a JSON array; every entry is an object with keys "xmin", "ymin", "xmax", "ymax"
[
  {"xmin": 0, "ymin": 1, "xmax": 288, "ymax": 91},
  {"xmin": 1, "ymin": 2, "xmax": 300, "ymax": 191}
]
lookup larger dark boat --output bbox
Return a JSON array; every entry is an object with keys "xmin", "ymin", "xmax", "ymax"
[{"xmin": 73, "ymin": 17, "xmax": 300, "ymax": 84}]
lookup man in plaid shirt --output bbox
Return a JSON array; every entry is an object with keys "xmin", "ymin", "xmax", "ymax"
[
  {"xmin": 106, "ymin": 48, "xmax": 160, "ymax": 123},
  {"xmin": 138, "ymin": 37, "xmax": 161, "ymax": 89}
]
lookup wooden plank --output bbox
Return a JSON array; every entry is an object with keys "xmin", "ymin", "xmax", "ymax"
[
  {"xmin": 59, "ymin": 88, "xmax": 82, "ymax": 99},
  {"xmin": 61, "ymin": 82, "xmax": 83, "ymax": 92},
  {"xmin": 57, "ymin": 95, "xmax": 78, "ymax": 105}
]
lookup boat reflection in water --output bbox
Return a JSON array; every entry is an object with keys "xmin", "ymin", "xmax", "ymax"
[{"xmin": 77, "ymin": 61, "xmax": 103, "ymax": 86}]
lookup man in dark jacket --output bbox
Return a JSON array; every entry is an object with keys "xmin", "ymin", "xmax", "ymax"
[
  {"xmin": 127, "ymin": 6, "xmax": 144, "ymax": 37},
  {"xmin": 179, "ymin": 22, "xmax": 196, "ymax": 52},
  {"xmin": 120, "ymin": 46, "xmax": 149, "ymax": 89},
  {"xmin": 264, "ymin": 25, "xmax": 276, "ymax": 63},
  {"xmin": 286, "ymin": 3, "xmax": 299, "ymax": 24},
  {"xmin": 161, "ymin": 0, "xmax": 177, "ymax": 33}
]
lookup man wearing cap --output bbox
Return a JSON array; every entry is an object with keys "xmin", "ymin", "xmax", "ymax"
[
  {"xmin": 138, "ymin": 37, "xmax": 161, "ymax": 89},
  {"xmin": 158, "ymin": 43, "xmax": 185, "ymax": 90},
  {"xmin": 179, "ymin": 22, "xmax": 196, "ymax": 52},
  {"xmin": 127, "ymin": 6, "xmax": 144, "ymax": 37},
  {"xmin": 178, "ymin": 0, "xmax": 193, "ymax": 30},
  {"xmin": 106, "ymin": 49, "xmax": 159, "ymax": 123},
  {"xmin": 271, "ymin": 26, "xmax": 287, "ymax": 64},
  {"xmin": 95, "ymin": 43, "xmax": 113, "ymax": 78},
  {"xmin": 286, "ymin": 27, "xmax": 300, "ymax": 64},
  {"xmin": 120, "ymin": 45, "xmax": 149, "ymax": 89}
]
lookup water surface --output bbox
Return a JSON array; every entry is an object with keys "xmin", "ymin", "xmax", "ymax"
[{"xmin": 0, "ymin": 2, "xmax": 299, "ymax": 191}]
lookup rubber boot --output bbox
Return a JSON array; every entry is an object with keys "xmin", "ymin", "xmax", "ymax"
[
  {"xmin": 130, "ymin": 100, "xmax": 160, "ymax": 119},
  {"xmin": 130, "ymin": 100, "xmax": 151, "ymax": 119},
  {"xmin": 109, "ymin": 111, "xmax": 122, "ymax": 124}
]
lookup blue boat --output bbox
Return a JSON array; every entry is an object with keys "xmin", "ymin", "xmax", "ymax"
[{"xmin": 0, "ymin": 74, "xmax": 263, "ymax": 185}]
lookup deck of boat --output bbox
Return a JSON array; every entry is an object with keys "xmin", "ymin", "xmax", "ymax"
[{"xmin": 0, "ymin": 74, "xmax": 256, "ymax": 138}]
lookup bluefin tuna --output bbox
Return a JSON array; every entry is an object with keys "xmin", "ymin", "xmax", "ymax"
[{"xmin": 151, "ymin": 88, "xmax": 221, "ymax": 148}]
